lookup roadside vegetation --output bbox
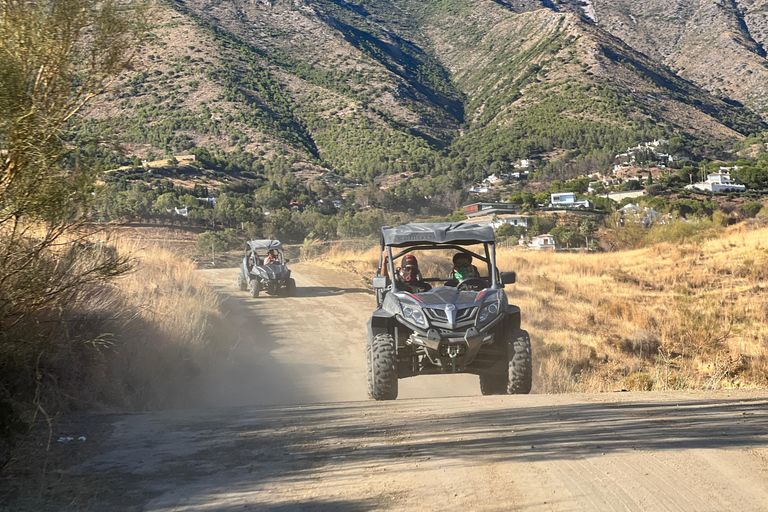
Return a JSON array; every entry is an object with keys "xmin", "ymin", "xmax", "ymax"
[
  {"xmin": 0, "ymin": 0, "xmax": 224, "ymax": 463},
  {"xmin": 315, "ymin": 217, "xmax": 768, "ymax": 393}
]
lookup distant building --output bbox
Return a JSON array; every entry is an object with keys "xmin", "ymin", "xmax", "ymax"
[
  {"xmin": 549, "ymin": 192, "xmax": 592, "ymax": 209},
  {"xmin": 525, "ymin": 234, "xmax": 556, "ymax": 250},
  {"xmin": 685, "ymin": 172, "xmax": 746, "ymax": 193},
  {"xmin": 174, "ymin": 206, "xmax": 188, "ymax": 217},
  {"xmin": 463, "ymin": 202, "xmax": 517, "ymax": 217},
  {"xmin": 491, "ymin": 215, "xmax": 529, "ymax": 229},
  {"xmin": 620, "ymin": 204, "xmax": 669, "ymax": 227}
]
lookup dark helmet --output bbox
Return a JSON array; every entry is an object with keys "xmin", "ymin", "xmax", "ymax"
[
  {"xmin": 452, "ymin": 252, "xmax": 472, "ymax": 267},
  {"xmin": 400, "ymin": 254, "xmax": 419, "ymax": 283}
]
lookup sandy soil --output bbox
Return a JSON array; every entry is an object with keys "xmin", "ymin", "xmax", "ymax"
[{"xmin": 4, "ymin": 263, "xmax": 768, "ymax": 511}]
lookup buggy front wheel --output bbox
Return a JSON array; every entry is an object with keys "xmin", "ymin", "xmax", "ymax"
[
  {"xmin": 368, "ymin": 333, "xmax": 398, "ymax": 400},
  {"xmin": 249, "ymin": 279, "xmax": 260, "ymax": 298}
]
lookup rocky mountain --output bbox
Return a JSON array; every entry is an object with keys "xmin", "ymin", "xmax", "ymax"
[
  {"xmin": 80, "ymin": 0, "xmax": 768, "ymax": 184},
  {"xmin": 560, "ymin": 0, "xmax": 768, "ymax": 119}
]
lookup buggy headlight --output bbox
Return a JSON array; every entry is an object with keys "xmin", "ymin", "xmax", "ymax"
[
  {"xmin": 478, "ymin": 302, "xmax": 499, "ymax": 323},
  {"xmin": 402, "ymin": 305, "xmax": 426, "ymax": 326}
]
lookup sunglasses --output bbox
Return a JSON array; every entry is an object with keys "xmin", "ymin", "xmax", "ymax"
[
  {"xmin": 402, "ymin": 265, "xmax": 417, "ymax": 274},
  {"xmin": 454, "ymin": 261, "xmax": 470, "ymax": 268}
]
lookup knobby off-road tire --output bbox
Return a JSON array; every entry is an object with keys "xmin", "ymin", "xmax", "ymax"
[
  {"xmin": 237, "ymin": 274, "xmax": 248, "ymax": 291},
  {"xmin": 249, "ymin": 279, "xmax": 260, "ymax": 298},
  {"xmin": 507, "ymin": 329, "xmax": 532, "ymax": 394},
  {"xmin": 368, "ymin": 333, "xmax": 398, "ymax": 400}
]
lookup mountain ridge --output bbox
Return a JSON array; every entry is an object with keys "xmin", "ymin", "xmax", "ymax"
[{"xmin": 79, "ymin": 0, "xmax": 767, "ymax": 185}]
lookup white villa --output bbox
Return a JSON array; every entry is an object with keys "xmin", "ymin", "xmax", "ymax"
[
  {"xmin": 685, "ymin": 172, "xmax": 746, "ymax": 193},
  {"xmin": 523, "ymin": 234, "xmax": 556, "ymax": 250},
  {"xmin": 549, "ymin": 192, "xmax": 592, "ymax": 209}
]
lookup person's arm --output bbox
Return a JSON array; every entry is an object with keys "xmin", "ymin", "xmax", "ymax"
[{"xmin": 380, "ymin": 250, "xmax": 389, "ymax": 277}]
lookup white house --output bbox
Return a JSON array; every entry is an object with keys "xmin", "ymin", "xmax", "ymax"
[
  {"xmin": 550, "ymin": 192, "xmax": 592, "ymax": 209},
  {"xmin": 491, "ymin": 215, "xmax": 529, "ymax": 230},
  {"xmin": 483, "ymin": 174, "xmax": 501, "ymax": 184},
  {"xmin": 685, "ymin": 172, "xmax": 746, "ymax": 193},
  {"xmin": 526, "ymin": 234, "xmax": 556, "ymax": 250},
  {"xmin": 174, "ymin": 206, "xmax": 188, "ymax": 217},
  {"xmin": 620, "ymin": 203, "xmax": 667, "ymax": 227}
]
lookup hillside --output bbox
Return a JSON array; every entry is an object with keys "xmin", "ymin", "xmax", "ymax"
[
  {"xmin": 578, "ymin": 0, "xmax": 768, "ymax": 118},
  {"xmin": 77, "ymin": 0, "xmax": 766, "ymax": 185}
]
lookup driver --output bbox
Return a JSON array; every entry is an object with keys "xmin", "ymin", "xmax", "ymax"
[
  {"xmin": 265, "ymin": 249, "xmax": 279, "ymax": 265},
  {"xmin": 396, "ymin": 254, "xmax": 432, "ymax": 293},
  {"xmin": 445, "ymin": 252, "xmax": 480, "ymax": 287}
]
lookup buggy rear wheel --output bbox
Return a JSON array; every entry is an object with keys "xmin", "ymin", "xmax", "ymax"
[
  {"xmin": 249, "ymin": 279, "xmax": 260, "ymax": 298},
  {"xmin": 368, "ymin": 333, "xmax": 398, "ymax": 400},
  {"xmin": 237, "ymin": 274, "xmax": 247, "ymax": 291}
]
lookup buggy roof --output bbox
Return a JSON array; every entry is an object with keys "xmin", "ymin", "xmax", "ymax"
[
  {"xmin": 246, "ymin": 239, "xmax": 283, "ymax": 251},
  {"xmin": 381, "ymin": 222, "xmax": 496, "ymax": 247}
]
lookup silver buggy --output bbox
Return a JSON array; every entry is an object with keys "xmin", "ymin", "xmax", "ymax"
[
  {"xmin": 367, "ymin": 222, "xmax": 532, "ymax": 400},
  {"xmin": 237, "ymin": 239, "xmax": 296, "ymax": 298}
]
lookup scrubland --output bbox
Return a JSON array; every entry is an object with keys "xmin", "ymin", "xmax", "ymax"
[
  {"xmin": 316, "ymin": 221, "xmax": 768, "ymax": 393},
  {"xmin": 1, "ymin": 236, "xmax": 224, "ymax": 446}
]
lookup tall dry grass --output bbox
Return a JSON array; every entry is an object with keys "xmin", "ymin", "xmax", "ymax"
[
  {"xmin": 315, "ymin": 225, "xmax": 768, "ymax": 393},
  {"xmin": 102, "ymin": 240, "xmax": 225, "ymax": 408},
  {"xmin": 1, "ymin": 236, "xmax": 225, "ymax": 444}
]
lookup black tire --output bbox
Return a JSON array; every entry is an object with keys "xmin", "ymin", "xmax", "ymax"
[
  {"xmin": 366, "ymin": 342, "xmax": 374, "ymax": 398},
  {"xmin": 237, "ymin": 274, "xmax": 247, "ymax": 291},
  {"xmin": 368, "ymin": 333, "xmax": 398, "ymax": 400},
  {"xmin": 249, "ymin": 279, "xmax": 260, "ymax": 298},
  {"xmin": 507, "ymin": 329, "xmax": 532, "ymax": 394},
  {"xmin": 479, "ymin": 372, "xmax": 507, "ymax": 395},
  {"xmin": 286, "ymin": 278, "xmax": 296, "ymax": 297}
]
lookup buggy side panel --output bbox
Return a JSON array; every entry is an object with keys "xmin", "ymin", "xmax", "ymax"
[
  {"xmin": 505, "ymin": 305, "xmax": 521, "ymax": 332},
  {"xmin": 367, "ymin": 309, "xmax": 395, "ymax": 344}
]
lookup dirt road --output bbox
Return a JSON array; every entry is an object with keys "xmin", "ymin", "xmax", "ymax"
[{"xmin": 15, "ymin": 264, "xmax": 768, "ymax": 511}]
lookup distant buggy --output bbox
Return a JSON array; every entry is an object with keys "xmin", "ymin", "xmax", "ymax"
[
  {"xmin": 237, "ymin": 239, "xmax": 296, "ymax": 298},
  {"xmin": 367, "ymin": 222, "xmax": 532, "ymax": 400}
]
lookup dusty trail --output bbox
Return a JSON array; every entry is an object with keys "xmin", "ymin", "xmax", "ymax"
[
  {"xmin": 193, "ymin": 263, "xmax": 481, "ymax": 407},
  {"xmin": 15, "ymin": 264, "xmax": 768, "ymax": 511}
]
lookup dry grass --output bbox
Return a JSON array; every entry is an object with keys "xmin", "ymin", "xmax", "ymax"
[
  {"xmin": 315, "ymin": 225, "xmax": 768, "ymax": 393},
  {"xmin": 93, "ymin": 239, "xmax": 225, "ymax": 409},
  {"xmin": 1, "ymin": 235, "xmax": 225, "ymax": 435}
]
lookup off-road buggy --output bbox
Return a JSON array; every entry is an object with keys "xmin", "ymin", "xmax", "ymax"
[
  {"xmin": 367, "ymin": 222, "xmax": 532, "ymax": 400},
  {"xmin": 237, "ymin": 239, "xmax": 296, "ymax": 298}
]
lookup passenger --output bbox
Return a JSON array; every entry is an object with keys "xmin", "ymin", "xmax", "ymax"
[
  {"xmin": 445, "ymin": 252, "xmax": 481, "ymax": 287},
  {"xmin": 265, "ymin": 249, "xmax": 279, "ymax": 265},
  {"xmin": 396, "ymin": 254, "xmax": 432, "ymax": 293}
]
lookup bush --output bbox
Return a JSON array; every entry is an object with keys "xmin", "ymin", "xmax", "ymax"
[{"xmin": 742, "ymin": 202, "xmax": 763, "ymax": 218}]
